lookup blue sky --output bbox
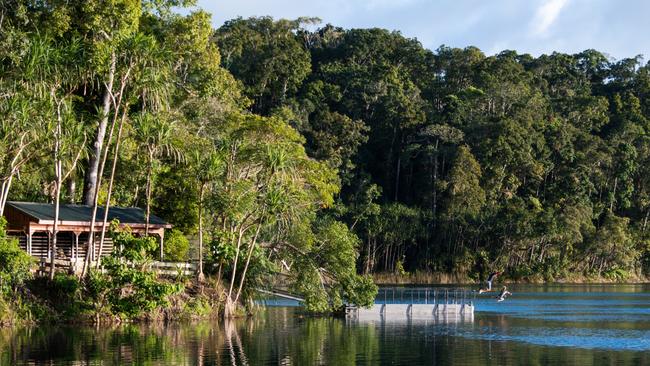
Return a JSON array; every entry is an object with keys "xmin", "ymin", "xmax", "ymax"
[{"xmin": 195, "ymin": 0, "xmax": 649, "ymax": 61}]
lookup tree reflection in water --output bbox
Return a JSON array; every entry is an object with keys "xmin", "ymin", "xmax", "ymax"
[{"xmin": 1, "ymin": 307, "xmax": 649, "ymax": 365}]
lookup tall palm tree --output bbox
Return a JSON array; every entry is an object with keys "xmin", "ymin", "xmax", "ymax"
[
  {"xmin": 132, "ymin": 113, "xmax": 182, "ymax": 243},
  {"xmin": 0, "ymin": 91, "xmax": 39, "ymax": 217},
  {"xmin": 12, "ymin": 35, "xmax": 87, "ymax": 279},
  {"xmin": 88, "ymin": 33, "xmax": 172, "ymax": 271},
  {"xmin": 49, "ymin": 95, "xmax": 86, "ymax": 279},
  {"xmin": 0, "ymin": 34, "xmax": 71, "ymax": 217},
  {"xmin": 191, "ymin": 149, "xmax": 223, "ymax": 281}
]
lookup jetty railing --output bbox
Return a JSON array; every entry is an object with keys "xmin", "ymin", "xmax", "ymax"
[{"xmin": 375, "ymin": 287, "xmax": 476, "ymax": 306}]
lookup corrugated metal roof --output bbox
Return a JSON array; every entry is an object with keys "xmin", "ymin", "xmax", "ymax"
[{"xmin": 6, "ymin": 201, "xmax": 169, "ymax": 226}]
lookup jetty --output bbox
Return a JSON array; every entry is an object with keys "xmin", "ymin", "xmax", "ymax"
[{"xmin": 346, "ymin": 287, "xmax": 475, "ymax": 321}]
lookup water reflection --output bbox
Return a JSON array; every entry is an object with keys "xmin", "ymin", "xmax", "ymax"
[{"xmin": 1, "ymin": 285, "xmax": 650, "ymax": 365}]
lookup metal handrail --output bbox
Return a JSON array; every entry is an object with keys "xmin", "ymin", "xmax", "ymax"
[{"xmin": 375, "ymin": 287, "xmax": 474, "ymax": 305}]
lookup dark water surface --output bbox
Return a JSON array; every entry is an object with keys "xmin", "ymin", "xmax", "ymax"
[{"xmin": 1, "ymin": 284, "xmax": 649, "ymax": 365}]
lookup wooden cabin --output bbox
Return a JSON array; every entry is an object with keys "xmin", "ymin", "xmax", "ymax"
[{"xmin": 4, "ymin": 201, "xmax": 172, "ymax": 267}]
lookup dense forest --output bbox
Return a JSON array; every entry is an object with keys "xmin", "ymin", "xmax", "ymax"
[
  {"xmin": 211, "ymin": 17, "xmax": 650, "ymax": 281},
  {"xmin": 1, "ymin": 0, "xmax": 649, "ymax": 318}
]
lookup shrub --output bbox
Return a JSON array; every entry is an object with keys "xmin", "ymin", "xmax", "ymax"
[
  {"xmin": 163, "ymin": 229, "xmax": 190, "ymax": 262},
  {"xmin": 603, "ymin": 268, "xmax": 630, "ymax": 281},
  {"xmin": 88, "ymin": 227, "xmax": 183, "ymax": 320},
  {"xmin": 395, "ymin": 260, "xmax": 407, "ymax": 276},
  {"xmin": 0, "ymin": 217, "xmax": 33, "ymax": 294},
  {"xmin": 28, "ymin": 273, "xmax": 84, "ymax": 320},
  {"xmin": 110, "ymin": 223, "xmax": 158, "ymax": 261}
]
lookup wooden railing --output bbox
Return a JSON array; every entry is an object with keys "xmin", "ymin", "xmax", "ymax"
[
  {"xmin": 146, "ymin": 261, "xmax": 197, "ymax": 276},
  {"xmin": 36, "ymin": 258, "xmax": 198, "ymax": 277}
]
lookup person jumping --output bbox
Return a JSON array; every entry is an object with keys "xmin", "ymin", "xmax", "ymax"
[
  {"xmin": 478, "ymin": 271, "xmax": 501, "ymax": 294},
  {"xmin": 496, "ymin": 286, "xmax": 512, "ymax": 302}
]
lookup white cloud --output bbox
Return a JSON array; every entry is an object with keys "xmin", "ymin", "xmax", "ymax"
[{"xmin": 529, "ymin": 0, "xmax": 569, "ymax": 37}]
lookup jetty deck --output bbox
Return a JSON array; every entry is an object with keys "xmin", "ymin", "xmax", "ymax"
[{"xmin": 346, "ymin": 287, "xmax": 475, "ymax": 321}]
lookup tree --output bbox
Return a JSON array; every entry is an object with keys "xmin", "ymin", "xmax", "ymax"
[
  {"xmin": 191, "ymin": 149, "xmax": 223, "ymax": 281},
  {"xmin": 589, "ymin": 213, "xmax": 638, "ymax": 277},
  {"xmin": 215, "ymin": 17, "xmax": 315, "ymax": 115},
  {"xmin": 132, "ymin": 112, "xmax": 182, "ymax": 238},
  {"xmin": 444, "ymin": 145, "xmax": 485, "ymax": 220},
  {"xmin": 81, "ymin": 0, "xmax": 145, "ymax": 205},
  {"xmin": 0, "ymin": 92, "xmax": 39, "ymax": 217},
  {"xmin": 201, "ymin": 110, "xmax": 372, "ymax": 317},
  {"xmin": 293, "ymin": 218, "xmax": 376, "ymax": 312},
  {"xmin": 4, "ymin": 34, "xmax": 87, "ymax": 279},
  {"xmin": 48, "ymin": 89, "xmax": 86, "ymax": 279}
]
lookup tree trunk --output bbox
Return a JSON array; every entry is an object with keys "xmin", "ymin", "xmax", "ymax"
[
  {"xmin": 223, "ymin": 295, "xmax": 236, "ymax": 319},
  {"xmin": 234, "ymin": 222, "xmax": 263, "ymax": 304},
  {"xmin": 197, "ymin": 184, "xmax": 205, "ymax": 282},
  {"xmin": 145, "ymin": 151, "xmax": 153, "ymax": 236},
  {"xmin": 216, "ymin": 262, "xmax": 223, "ymax": 291},
  {"xmin": 0, "ymin": 175, "xmax": 14, "ymax": 218},
  {"xmin": 96, "ymin": 109, "xmax": 127, "ymax": 268},
  {"xmin": 394, "ymin": 154, "xmax": 401, "ymax": 201},
  {"xmin": 224, "ymin": 226, "xmax": 246, "ymax": 319},
  {"xmin": 0, "ymin": 180, "xmax": 6, "ymax": 217},
  {"xmin": 432, "ymin": 139, "xmax": 439, "ymax": 229},
  {"xmin": 50, "ymin": 97, "xmax": 64, "ymax": 280},
  {"xmin": 50, "ymin": 164, "xmax": 61, "ymax": 280},
  {"xmin": 227, "ymin": 227, "xmax": 245, "ymax": 300},
  {"xmin": 371, "ymin": 238, "xmax": 377, "ymax": 272},
  {"xmin": 83, "ymin": 53, "xmax": 116, "ymax": 205},
  {"xmin": 67, "ymin": 177, "xmax": 76, "ymax": 203},
  {"xmin": 363, "ymin": 239, "xmax": 371, "ymax": 274},
  {"xmin": 82, "ymin": 83, "xmax": 122, "ymax": 277},
  {"xmin": 0, "ymin": 134, "xmax": 31, "ymax": 216},
  {"xmin": 610, "ymin": 177, "xmax": 618, "ymax": 211}
]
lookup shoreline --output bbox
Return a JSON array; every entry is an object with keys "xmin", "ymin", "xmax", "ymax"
[
  {"xmin": 3, "ymin": 272, "xmax": 647, "ymax": 329},
  {"xmin": 372, "ymin": 272, "xmax": 650, "ymax": 286}
]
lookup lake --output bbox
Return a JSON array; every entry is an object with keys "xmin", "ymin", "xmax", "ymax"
[{"xmin": 1, "ymin": 284, "xmax": 649, "ymax": 365}]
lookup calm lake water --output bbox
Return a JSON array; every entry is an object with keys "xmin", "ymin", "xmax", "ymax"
[{"xmin": 1, "ymin": 284, "xmax": 649, "ymax": 365}]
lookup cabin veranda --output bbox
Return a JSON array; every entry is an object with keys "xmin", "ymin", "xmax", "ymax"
[{"xmin": 3, "ymin": 201, "xmax": 172, "ymax": 274}]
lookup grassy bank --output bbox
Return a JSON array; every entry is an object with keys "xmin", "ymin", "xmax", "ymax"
[{"xmin": 0, "ymin": 274, "xmax": 225, "ymax": 328}]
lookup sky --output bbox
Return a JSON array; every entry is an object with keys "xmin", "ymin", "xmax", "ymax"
[{"xmin": 194, "ymin": 0, "xmax": 650, "ymax": 61}]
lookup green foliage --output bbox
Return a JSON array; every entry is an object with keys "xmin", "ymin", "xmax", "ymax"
[
  {"xmin": 110, "ymin": 224, "xmax": 158, "ymax": 261},
  {"xmin": 395, "ymin": 260, "xmax": 407, "ymax": 276},
  {"xmin": 85, "ymin": 228, "xmax": 183, "ymax": 319},
  {"xmin": 293, "ymin": 219, "xmax": 377, "ymax": 312},
  {"xmin": 0, "ymin": 218, "xmax": 33, "ymax": 294},
  {"xmin": 181, "ymin": 296, "xmax": 214, "ymax": 318},
  {"xmin": 163, "ymin": 229, "xmax": 190, "ymax": 262},
  {"xmin": 88, "ymin": 257, "xmax": 181, "ymax": 319},
  {"xmin": 444, "ymin": 146, "xmax": 485, "ymax": 220},
  {"xmin": 1, "ymin": 3, "xmax": 377, "ymax": 320},
  {"xmin": 588, "ymin": 212, "xmax": 639, "ymax": 275},
  {"xmin": 26, "ymin": 273, "xmax": 84, "ymax": 319},
  {"xmin": 208, "ymin": 230, "xmax": 237, "ymax": 266},
  {"xmin": 214, "ymin": 17, "xmax": 314, "ymax": 114}
]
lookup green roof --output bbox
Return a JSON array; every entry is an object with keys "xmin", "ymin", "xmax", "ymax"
[{"xmin": 7, "ymin": 201, "xmax": 169, "ymax": 226}]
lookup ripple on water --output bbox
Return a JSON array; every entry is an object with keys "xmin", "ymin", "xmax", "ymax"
[
  {"xmin": 456, "ymin": 326, "xmax": 650, "ymax": 351},
  {"xmin": 462, "ymin": 285, "xmax": 650, "ymax": 351}
]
